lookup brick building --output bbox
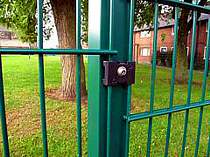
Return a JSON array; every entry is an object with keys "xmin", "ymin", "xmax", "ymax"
[
  {"xmin": 133, "ymin": 14, "xmax": 209, "ymax": 69},
  {"xmin": 0, "ymin": 26, "xmax": 29, "ymax": 48}
]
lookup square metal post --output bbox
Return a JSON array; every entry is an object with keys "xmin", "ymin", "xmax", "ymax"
[
  {"xmin": 107, "ymin": 0, "xmax": 130, "ymax": 156},
  {"xmin": 88, "ymin": 0, "xmax": 131, "ymax": 156},
  {"xmin": 88, "ymin": 0, "xmax": 110, "ymax": 157}
]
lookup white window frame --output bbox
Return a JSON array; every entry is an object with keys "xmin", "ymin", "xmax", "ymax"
[
  {"xmin": 171, "ymin": 47, "xmax": 174, "ymax": 51},
  {"xmin": 160, "ymin": 47, "xmax": 167, "ymax": 53},
  {"xmin": 186, "ymin": 47, "xmax": 189, "ymax": 56},
  {"xmin": 203, "ymin": 46, "xmax": 210, "ymax": 60},
  {"xmin": 140, "ymin": 31, "xmax": 151, "ymax": 38},
  {"xmin": 171, "ymin": 27, "xmax": 174, "ymax": 36},
  {"xmin": 140, "ymin": 47, "xmax": 151, "ymax": 56}
]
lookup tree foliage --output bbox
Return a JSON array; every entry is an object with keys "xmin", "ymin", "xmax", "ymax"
[
  {"xmin": 0, "ymin": 0, "xmax": 153, "ymax": 44},
  {"xmin": 81, "ymin": 0, "xmax": 88, "ymax": 42},
  {"xmin": 134, "ymin": 1, "xmax": 154, "ymax": 28},
  {"xmin": 0, "ymin": 0, "xmax": 36, "ymax": 43},
  {"xmin": 0, "ymin": 0, "xmax": 53, "ymax": 44},
  {"xmin": 0, "ymin": 0, "xmax": 208, "ymax": 46}
]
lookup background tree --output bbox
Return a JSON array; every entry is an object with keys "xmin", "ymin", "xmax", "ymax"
[
  {"xmin": 0, "ymin": 0, "xmax": 87, "ymax": 99},
  {"xmin": 0, "ymin": 0, "xmax": 37, "ymax": 44},
  {"xmin": 0, "ymin": 0, "xmax": 53, "ymax": 47},
  {"xmin": 161, "ymin": 33, "xmax": 166, "ymax": 46},
  {"xmin": 176, "ymin": 0, "xmax": 207, "ymax": 83},
  {"xmin": 50, "ymin": 0, "xmax": 87, "ymax": 99}
]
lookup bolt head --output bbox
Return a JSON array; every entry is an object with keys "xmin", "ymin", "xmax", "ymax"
[{"xmin": 117, "ymin": 66, "xmax": 127, "ymax": 76}]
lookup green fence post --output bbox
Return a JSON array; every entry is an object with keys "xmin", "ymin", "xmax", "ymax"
[
  {"xmin": 88, "ymin": 0, "xmax": 131, "ymax": 156},
  {"xmin": 88, "ymin": 0, "xmax": 110, "ymax": 157},
  {"xmin": 105, "ymin": 1, "xmax": 130, "ymax": 156}
]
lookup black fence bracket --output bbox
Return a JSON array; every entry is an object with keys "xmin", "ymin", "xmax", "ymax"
[{"xmin": 103, "ymin": 61, "xmax": 136, "ymax": 86}]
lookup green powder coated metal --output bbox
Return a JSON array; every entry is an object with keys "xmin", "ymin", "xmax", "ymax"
[
  {"xmin": 88, "ymin": 0, "xmax": 110, "ymax": 156},
  {"xmin": 127, "ymin": 101, "xmax": 210, "ymax": 122},
  {"xmin": 128, "ymin": 0, "xmax": 135, "ymax": 62},
  {"xmin": 76, "ymin": 0, "xmax": 82, "ymax": 156},
  {"xmin": 0, "ymin": 48, "xmax": 117, "ymax": 55},
  {"xmin": 37, "ymin": 0, "xmax": 48, "ymax": 156},
  {"xmin": 125, "ymin": 1, "xmax": 210, "ymax": 156},
  {"xmin": 106, "ymin": 0, "xmax": 131, "ymax": 156},
  {"xmin": 194, "ymin": 107, "xmax": 203, "ymax": 157},
  {"xmin": 205, "ymin": 19, "xmax": 210, "ymax": 157},
  {"xmin": 164, "ymin": 7, "xmax": 179, "ymax": 157},
  {"xmin": 146, "ymin": 2, "xmax": 159, "ymax": 157},
  {"xmin": 124, "ymin": 0, "xmax": 135, "ymax": 156},
  {"xmin": 125, "ymin": 88, "xmax": 131, "ymax": 157},
  {"xmin": 0, "ymin": 55, "xmax": 10, "ymax": 157},
  {"xmin": 181, "ymin": 10, "xmax": 197, "ymax": 157},
  {"xmin": 201, "ymin": 19, "xmax": 210, "ymax": 102},
  {"xmin": 106, "ymin": 87, "xmax": 112, "ymax": 157},
  {"xmin": 106, "ymin": 0, "xmax": 114, "ymax": 154},
  {"xmin": 194, "ymin": 18, "xmax": 210, "ymax": 157},
  {"xmin": 106, "ymin": 0, "xmax": 116, "ymax": 155},
  {"xmin": 89, "ymin": 0, "xmax": 132, "ymax": 155},
  {"xmin": 76, "ymin": 55, "xmax": 82, "ymax": 157}
]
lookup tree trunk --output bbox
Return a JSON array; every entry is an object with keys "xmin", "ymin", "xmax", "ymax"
[
  {"xmin": 176, "ymin": 8, "xmax": 190, "ymax": 83},
  {"xmin": 51, "ymin": 0, "xmax": 87, "ymax": 99}
]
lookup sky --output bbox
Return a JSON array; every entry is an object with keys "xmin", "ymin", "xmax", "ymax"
[{"xmin": 44, "ymin": 28, "xmax": 58, "ymax": 48}]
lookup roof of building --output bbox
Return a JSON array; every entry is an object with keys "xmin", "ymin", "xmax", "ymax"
[{"xmin": 134, "ymin": 13, "xmax": 209, "ymax": 32}]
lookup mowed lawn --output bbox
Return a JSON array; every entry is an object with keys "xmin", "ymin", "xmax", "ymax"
[{"xmin": 0, "ymin": 55, "xmax": 209, "ymax": 157}]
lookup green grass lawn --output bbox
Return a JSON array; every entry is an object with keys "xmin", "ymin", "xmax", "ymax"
[{"xmin": 0, "ymin": 55, "xmax": 209, "ymax": 156}]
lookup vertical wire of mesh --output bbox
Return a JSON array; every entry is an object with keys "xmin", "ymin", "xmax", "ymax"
[
  {"xmin": 164, "ymin": 6, "xmax": 179, "ymax": 157},
  {"xmin": 37, "ymin": 0, "xmax": 48, "ymax": 156},
  {"xmin": 76, "ymin": 0, "xmax": 82, "ymax": 156},
  {"xmin": 194, "ymin": 16, "xmax": 210, "ymax": 157},
  {"xmin": 0, "ymin": 55, "xmax": 10, "ymax": 157},
  {"xmin": 124, "ymin": 0, "xmax": 135, "ymax": 156},
  {"xmin": 106, "ymin": 0, "xmax": 114, "ymax": 156},
  {"xmin": 146, "ymin": 2, "xmax": 159, "ymax": 157},
  {"xmin": 181, "ymin": 6, "xmax": 198, "ymax": 157}
]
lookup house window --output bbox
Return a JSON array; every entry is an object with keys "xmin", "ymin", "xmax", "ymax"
[
  {"xmin": 160, "ymin": 47, "xmax": 167, "ymax": 53},
  {"xmin": 203, "ymin": 46, "xmax": 210, "ymax": 60},
  {"xmin": 140, "ymin": 31, "xmax": 151, "ymax": 38},
  {"xmin": 171, "ymin": 47, "xmax": 174, "ymax": 51},
  {"xmin": 141, "ymin": 48, "xmax": 150, "ymax": 56}
]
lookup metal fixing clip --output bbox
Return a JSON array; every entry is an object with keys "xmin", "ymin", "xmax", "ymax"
[{"xmin": 103, "ymin": 61, "xmax": 136, "ymax": 86}]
